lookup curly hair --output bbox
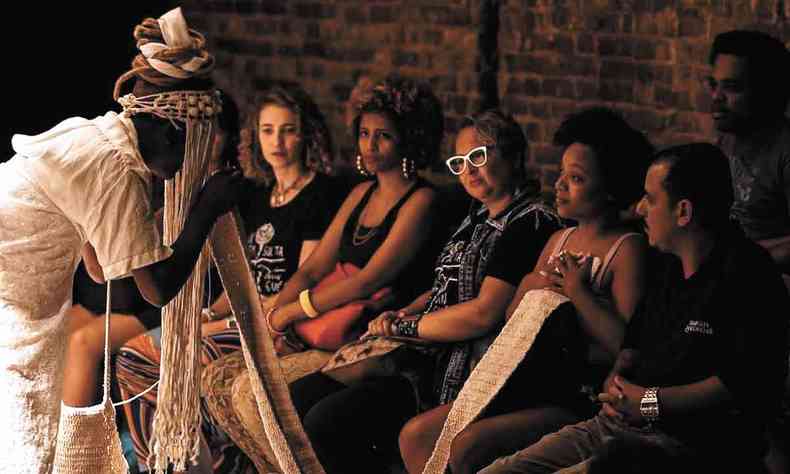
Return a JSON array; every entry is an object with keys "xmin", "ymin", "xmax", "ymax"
[
  {"xmin": 458, "ymin": 109, "xmax": 535, "ymax": 188},
  {"xmin": 349, "ymin": 74, "xmax": 444, "ymax": 170},
  {"xmin": 240, "ymin": 83, "xmax": 334, "ymax": 185},
  {"xmin": 553, "ymin": 107, "xmax": 654, "ymax": 210}
]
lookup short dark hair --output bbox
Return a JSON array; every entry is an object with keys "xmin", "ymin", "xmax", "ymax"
[
  {"xmin": 459, "ymin": 109, "xmax": 531, "ymax": 186},
  {"xmin": 652, "ymin": 143, "xmax": 733, "ymax": 231},
  {"xmin": 553, "ymin": 107, "xmax": 654, "ymax": 210},
  {"xmin": 710, "ymin": 30, "xmax": 790, "ymax": 121},
  {"xmin": 350, "ymin": 74, "xmax": 444, "ymax": 170}
]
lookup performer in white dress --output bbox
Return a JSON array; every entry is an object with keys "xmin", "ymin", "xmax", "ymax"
[{"xmin": 0, "ymin": 8, "xmax": 248, "ymax": 473}]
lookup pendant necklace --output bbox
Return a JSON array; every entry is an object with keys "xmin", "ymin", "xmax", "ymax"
[{"xmin": 271, "ymin": 173, "xmax": 307, "ymax": 207}]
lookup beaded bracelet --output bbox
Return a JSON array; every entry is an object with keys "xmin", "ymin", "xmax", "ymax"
[{"xmin": 265, "ymin": 306, "xmax": 287, "ymax": 337}]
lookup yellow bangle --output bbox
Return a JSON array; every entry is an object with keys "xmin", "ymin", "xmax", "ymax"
[{"xmin": 298, "ymin": 289, "xmax": 320, "ymax": 318}]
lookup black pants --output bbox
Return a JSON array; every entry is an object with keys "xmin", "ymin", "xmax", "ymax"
[{"xmin": 290, "ymin": 371, "xmax": 417, "ymax": 474}]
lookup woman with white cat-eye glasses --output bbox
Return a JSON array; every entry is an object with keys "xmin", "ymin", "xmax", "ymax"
[{"xmin": 446, "ymin": 145, "xmax": 488, "ymax": 175}]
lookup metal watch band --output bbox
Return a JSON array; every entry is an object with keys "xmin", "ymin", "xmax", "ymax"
[{"xmin": 640, "ymin": 386, "xmax": 660, "ymax": 423}]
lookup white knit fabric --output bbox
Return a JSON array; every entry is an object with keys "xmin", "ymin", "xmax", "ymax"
[
  {"xmin": 0, "ymin": 112, "xmax": 169, "ymax": 473},
  {"xmin": 422, "ymin": 290, "xmax": 569, "ymax": 474},
  {"xmin": 210, "ymin": 213, "xmax": 325, "ymax": 474}
]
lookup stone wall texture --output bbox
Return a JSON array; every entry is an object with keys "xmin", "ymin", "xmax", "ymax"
[{"xmin": 184, "ymin": 0, "xmax": 790, "ymax": 189}]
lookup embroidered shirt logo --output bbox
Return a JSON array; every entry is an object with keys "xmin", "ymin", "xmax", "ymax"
[{"xmin": 684, "ymin": 320, "xmax": 713, "ymax": 336}]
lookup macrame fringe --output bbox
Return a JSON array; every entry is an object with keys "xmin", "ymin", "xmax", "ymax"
[{"xmin": 149, "ymin": 119, "xmax": 214, "ymax": 473}]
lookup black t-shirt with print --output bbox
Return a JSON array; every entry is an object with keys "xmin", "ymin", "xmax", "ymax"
[
  {"xmin": 622, "ymin": 227, "xmax": 789, "ymax": 455},
  {"xmin": 425, "ymin": 202, "xmax": 557, "ymax": 313},
  {"xmin": 427, "ymin": 197, "xmax": 561, "ymax": 404},
  {"xmin": 240, "ymin": 173, "xmax": 348, "ymax": 297}
]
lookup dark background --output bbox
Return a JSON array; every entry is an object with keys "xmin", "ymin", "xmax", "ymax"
[{"xmin": 2, "ymin": 3, "xmax": 176, "ymax": 161}]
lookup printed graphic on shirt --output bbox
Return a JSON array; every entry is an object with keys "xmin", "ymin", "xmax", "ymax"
[
  {"xmin": 684, "ymin": 320, "xmax": 714, "ymax": 336},
  {"xmin": 247, "ymin": 223, "xmax": 286, "ymax": 295},
  {"xmin": 426, "ymin": 240, "xmax": 466, "ymax": 311},
  {"xmin": 729, "ymin": 154, "xmax": 755, "ymax": 209}
]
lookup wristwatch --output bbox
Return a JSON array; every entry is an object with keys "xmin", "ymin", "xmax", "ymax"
[{"xmin": 639, "ymin": 387, "xmax": 660, "ymax": 425}]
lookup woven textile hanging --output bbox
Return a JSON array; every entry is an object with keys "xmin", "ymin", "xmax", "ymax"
[
  {"xmin": 148, "ymin": 117, "xmax": 214, "ymax": 473},
  {"xmin": 421, "ymin": 290, "xmax": 569, "ymax": 474},
  {"xmin": 209, "ymin": 212, "xmax": 325, "ymax": 474}
]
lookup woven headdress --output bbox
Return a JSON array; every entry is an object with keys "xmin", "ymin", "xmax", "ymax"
[{"xmin": 114, "ymin": 7, "xmax": 218, "ymax": 473}]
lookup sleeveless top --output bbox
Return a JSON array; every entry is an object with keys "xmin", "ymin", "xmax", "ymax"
[
  {"xmin": 486, "ymin": 226, "xmax": 644, "ymax": 415},
  {"xmin": 549, "ymin": 226, "xmax": 641, "ymax": 298},
  {"xmin": 338, "ymin": 178, "xmax": 427, "ymax": 268},
  {"xmin": 337, "ymin": 178, "xmax": 435, "ymax": 303},
  {"xmin": 550, "ymin": 226, "xmax": 643, "ymax": 394}
]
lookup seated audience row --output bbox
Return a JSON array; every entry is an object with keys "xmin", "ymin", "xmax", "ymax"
[{"xmin": 64, "ymin": 27, "xmax": 789, "ymax": 474}]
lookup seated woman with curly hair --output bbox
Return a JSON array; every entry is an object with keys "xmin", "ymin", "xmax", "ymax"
[
  {"xmin": 264, "ymin": 73, "xmax": 444, "ymax": 354},
  {"xmin": 288, "ymin": 108, "xmax": 562, "ymax": 474},
  {"xmin": 203, "ymin": 82, "xmax": 348, "ymax": 322}
]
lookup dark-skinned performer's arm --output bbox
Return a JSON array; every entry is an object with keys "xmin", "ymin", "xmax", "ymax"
[{"xmin": 132, "ymin": 169, "xmax": 250, "ymax": 307}]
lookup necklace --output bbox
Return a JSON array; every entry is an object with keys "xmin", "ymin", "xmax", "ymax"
[
  {"xmin": 352, "ymin": 196, "xmax": 380, "ymax": 246},
  {"xmin": 352, "ymin": 214, "xmax": 379, "ymax": 246},
  {"xmin": 271, "ymin": 172, "xmax": 310, "ymax": 207}
]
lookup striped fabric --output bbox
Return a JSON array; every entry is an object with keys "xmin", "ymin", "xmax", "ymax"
[{"xmin": 115, "ymin": 326, "xmax": 250, "ymax": 473}]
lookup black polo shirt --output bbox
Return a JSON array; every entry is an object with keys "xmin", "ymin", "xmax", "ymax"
[{"xmin": 622, "ymin": 227, "xmax": 789, "ymax": 455}]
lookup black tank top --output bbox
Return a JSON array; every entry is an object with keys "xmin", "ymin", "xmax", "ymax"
[{"xmin": 338, "ymin": 179, "xmax": 427, "ymax": 268}]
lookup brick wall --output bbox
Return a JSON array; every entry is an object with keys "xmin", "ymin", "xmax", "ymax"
[{"xmin": 185, "ymin": 0, "xmax": 790, "ymax": 190}]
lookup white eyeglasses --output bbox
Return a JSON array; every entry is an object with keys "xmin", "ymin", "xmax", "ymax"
[{"xmin": 446, "ymin": 146, "xmax": 488, "ymax": 175}]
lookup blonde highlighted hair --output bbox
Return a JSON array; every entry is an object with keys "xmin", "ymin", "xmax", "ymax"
[{"xmin": 239, "ymin": 83, "xmax": 334, "ymax": 185}]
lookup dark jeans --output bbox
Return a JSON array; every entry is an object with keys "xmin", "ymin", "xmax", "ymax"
[{"xmin": 290, "ymin": 371, "xmax": 417, "ymax": 474}]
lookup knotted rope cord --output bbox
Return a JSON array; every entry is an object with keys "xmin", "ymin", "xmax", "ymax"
[
  {"xmin": 421, "ymin": 290, "xmax": 569, "ymax": 474},
  {"xmin": 149, "ymin": 117, "xmax": 214, "ymax": 473},
  {"xmin": 111, "ymin": 8, "xmax": 219, "ymax": 471}
]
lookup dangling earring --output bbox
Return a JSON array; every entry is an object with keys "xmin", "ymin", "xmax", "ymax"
[
  {"xmin": 356, "ymin": 155, "xmax": 370, "ymax": 177},
  {"xmin": 401, "ymin": 157, "xmax": 415, "ymax": 180}
]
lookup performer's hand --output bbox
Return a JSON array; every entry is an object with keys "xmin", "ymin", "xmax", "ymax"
[{"xmin": 201, "ymin": 168, "xmax": 251, "ymax": 217}]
